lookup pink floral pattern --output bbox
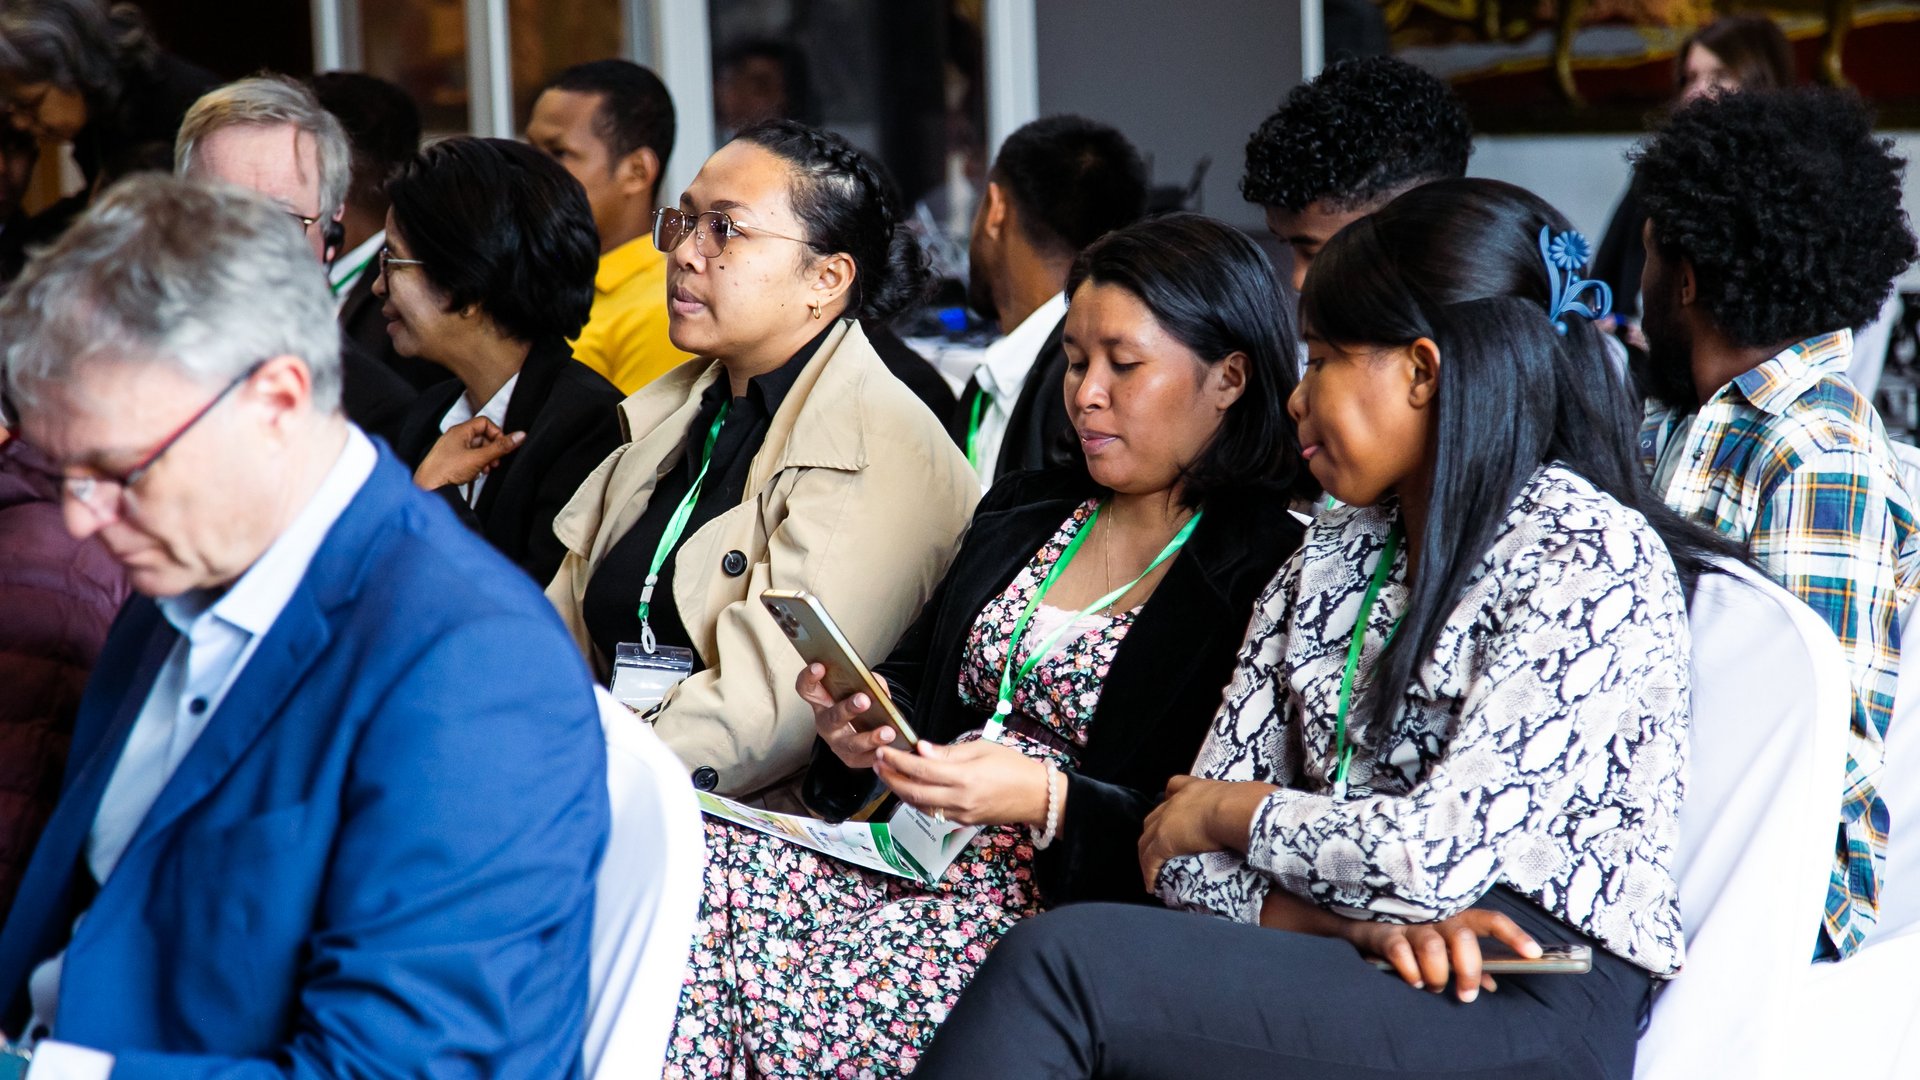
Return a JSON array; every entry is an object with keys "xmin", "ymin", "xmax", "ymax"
[{"xmin": 666, "ymin": 501, "xmax": 1129, "ymax": 1078}]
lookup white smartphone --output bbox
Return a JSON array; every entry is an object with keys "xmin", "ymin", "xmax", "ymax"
[
  {"xmin": 762, "ymin": 589, "xmax": 920, "ymax": 749},
  {"xmin": 1368, "ymin": 942, "xmax": 1592, "ymax": 975}
]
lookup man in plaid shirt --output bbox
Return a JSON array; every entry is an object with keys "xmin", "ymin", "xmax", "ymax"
[{"xmin": 1632, "ymin": 87, "xmax": 1920, "ymax": 959}]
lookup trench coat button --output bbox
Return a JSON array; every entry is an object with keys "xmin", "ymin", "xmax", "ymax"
[
  {"xmin": 691, "ymin": 766, "xmax": 720, "ymax": 791},
  {"xmin": 722, "ymin": 550, "xmax": 749, "ymax": 577}
]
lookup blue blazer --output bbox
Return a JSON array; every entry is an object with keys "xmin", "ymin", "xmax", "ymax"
[{"xmin": 0, "ymin": 448, "xmax": 609, "ymax": 1079}]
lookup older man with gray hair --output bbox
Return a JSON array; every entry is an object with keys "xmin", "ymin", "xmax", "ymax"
[
  {"xmin": 0, "ymin": 175, "xmax": 607, "ymax": 1078},
  {"xmin": 173, "ymin": 73, "xmax": 416, "ymax": 446}
]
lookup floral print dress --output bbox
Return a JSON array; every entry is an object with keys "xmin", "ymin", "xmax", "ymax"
[{"xmin": 666, "ymin": 500, "xmax": 1128, "ymax": 1079}]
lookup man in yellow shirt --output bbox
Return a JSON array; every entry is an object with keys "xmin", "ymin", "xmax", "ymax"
[{"xmin": 528, "ymin": 60, "xmax": 692, "ymax": 394}]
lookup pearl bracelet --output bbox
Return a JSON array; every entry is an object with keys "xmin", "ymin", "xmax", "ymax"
[{"xmin": 1033, "ymin": 763, "xmax": 1062, "ymax": 849}]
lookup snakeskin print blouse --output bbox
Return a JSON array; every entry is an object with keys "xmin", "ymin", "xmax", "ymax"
[{"xmin": 1156, "ymin": 465, "xmax": 1692, "ymax": 975}]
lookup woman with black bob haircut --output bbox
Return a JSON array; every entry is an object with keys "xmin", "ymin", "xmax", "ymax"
[
  {"xmin": 381, "ymin": 135, "xmax": 623, "ymax": 585},
  {"xmin": 915, "ymin": 179, "xmax": 1740, "ymax": 1080},
  {"xmin": 664, "ymin": 212, "xmax": 1308, "ymax": 1077},
  {"xmin": 547, "ymin": 119, "xmax": 977, "ymax": 807}
]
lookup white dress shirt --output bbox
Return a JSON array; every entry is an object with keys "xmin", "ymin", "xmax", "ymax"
[
  {"xmin": 24, "ymin": 428, "xmax": 377, "ymax": 1080},
  {"xmin": 966, "ymin": 291, "xmax": 1066, "ymax": 490},
  {"xmin": 438, "ymin": 373, "xmax": 518, "ymax": 507},
  {"xmin": 329, "ymin": 229, "xmax": 385, "ymax": 311}
]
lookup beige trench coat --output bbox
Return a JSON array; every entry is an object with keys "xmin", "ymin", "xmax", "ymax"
[{"xmin": 547, "ymin": 320, "xmax": 979, "ymax": 802}]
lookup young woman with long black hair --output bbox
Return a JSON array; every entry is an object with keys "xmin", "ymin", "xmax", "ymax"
[{"xmin": 913, "ymin": 178, "xmax": 1739, "ymax": 1080}]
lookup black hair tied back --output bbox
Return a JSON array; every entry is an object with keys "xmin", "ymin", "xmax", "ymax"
[{"xmin": 734, "ymin": 119, "xmax": 932, "ymax": 322}]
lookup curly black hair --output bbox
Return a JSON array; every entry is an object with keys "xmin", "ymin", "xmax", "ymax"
[
  {"xmin": 1241, "ymin": 55, "xmax": 1472, "ymax": 213},
  {"xmin": 1632, "ymin": 87, "xmax": 1917, "ymax": 348}
]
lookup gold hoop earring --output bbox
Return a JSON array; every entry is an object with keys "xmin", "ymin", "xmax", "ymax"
[{"xmin": 810, "ymin": 302, "xmax": 824, "ymax": 320}]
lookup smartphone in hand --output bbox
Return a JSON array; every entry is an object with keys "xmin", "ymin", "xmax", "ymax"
[{"xmin": 763, "ymin": 589, "xmax": 920, "ymax": 749}]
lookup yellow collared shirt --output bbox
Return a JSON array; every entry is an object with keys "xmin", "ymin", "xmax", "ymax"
[{"xmin": 569, "ymin": 235, "xmax": 694, "ymax": 394}]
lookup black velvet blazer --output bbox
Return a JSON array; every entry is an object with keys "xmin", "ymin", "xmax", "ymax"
[
  {"xmin": 395, "ymin": 337, "xmax": 624, "ymax": 584},
  {"xmin": 803, "ymin": 466, "xmax": 1305, "ymax": 907}
]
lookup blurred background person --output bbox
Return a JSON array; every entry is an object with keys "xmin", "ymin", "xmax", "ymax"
[
  {"xmin": 175, "ymin": 74, "xmax": 417, "ymax": 447},
  {"xmin": 382, "ymin": 136, "xmax": 624, "ymax": 586},
  {"xmin": 528, "ymin": 59, "xmax": 693, "ymax": 396},
  {"xmin": 547, "ymin": 119, "xmax": 976, "ymax": 806},
  {"xmin": 0, "ymin": 122, "xmax": 35, "ymax": 281},
  {"xmin": 309, "ymin": 70, "xmax": 440, "ymax": 392},
  {"xmin": 0, "ymin": 0, "xmax": 214, "ymax": 223},
  {"xmin": 957, "ymin": 115, "xmax": 1148, "ymax": 489},
  {"xmin": 713, "ymin": 38, "xmax": 816, "ymax": 137},
  {"xmin": 670, "ymin": 213, "xmax": 1309, "ymax": 1078},
  {"xmin": 0, "ymin": 400, "xmax": 128, "ymax": 922},
  {"xmin": 1592, "ymin": 14, "xmax": 1794, "ymax": 348}
]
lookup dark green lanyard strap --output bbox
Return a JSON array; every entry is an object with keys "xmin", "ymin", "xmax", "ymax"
[
  {"xmin": 1332, "ymin": 524, "xmax": 1402, "ymax": 798},
  {"xmin": 963, "ymin": 387, "xmax": 989, "ymax": 469},
  {"xmin": 987, "ymin": 506, "xmax": 1202, "ymax": 740},
  {"xmin": 635, "ymin": 400, "xmax": 731, "ymax": 652},
  {"xmin": 329, "ymin": 251, "xmax": 377, "ymax": 297}
]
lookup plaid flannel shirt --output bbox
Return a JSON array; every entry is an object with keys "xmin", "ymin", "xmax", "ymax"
[{"xmin": 1642, "ymin": 330, "xmax": 1920, "ymax": 959}]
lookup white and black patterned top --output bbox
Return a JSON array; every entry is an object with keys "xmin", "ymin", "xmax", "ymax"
[{"xmin": 1156, "ymin": 464, "xmax": 1691, "ymax": 976}]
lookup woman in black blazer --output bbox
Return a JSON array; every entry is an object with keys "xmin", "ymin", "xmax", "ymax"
[
  {"xmin": 666, "ymin": 213, "xmax": 1309, "ymax": 1079},
  {"xmin": 804, "ymin": 467, "xmax": 1301, "ymax": 904},
  {"xmin": 378, "ymin": 137, "xmax": 623, "ymax": 584}
]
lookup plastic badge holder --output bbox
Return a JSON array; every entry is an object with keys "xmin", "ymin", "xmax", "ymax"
[{"xmin": 611, "ymin": 641, "xmax": 695, "ymax": 714}]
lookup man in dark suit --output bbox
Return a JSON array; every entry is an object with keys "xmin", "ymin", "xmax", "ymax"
[
  {"xmin": 310, "ymin": 71, "xmax": 447, "ymax": 392},
  {"xmin": 0, "ymin": 174, "xmax": 606, "ymax": 1077},
  {"xmin": 955, "ymin": 116, "xmax": 1147, "ymax": 489},
  {"xmin": 174, "ymin": 75, "xmax": 417, "ymax": 447}
]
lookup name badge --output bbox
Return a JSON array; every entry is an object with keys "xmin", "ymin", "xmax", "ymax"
[{"xmin": 611, "ymin": 641, "xmax": 696, "ymax": 715}]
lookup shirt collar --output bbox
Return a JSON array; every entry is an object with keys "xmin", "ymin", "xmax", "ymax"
[
  {"xmin": 440, "ymin": 372, "xmax": 520, "ymax": 433},
  {"xmin": 1727, "ymin": 330, "xmax": 1854, "ymax": 417},
  {"xmin": 700, "ymin": 321, "xmax": 832, "ymax": 417},
  {"xmin": 157, "ymin": 428, "xmax": 379, "ymax": 640},
  {"xmin": 596, "ymin": 234, "xmax": 661, "ymax": 296},
  {"xmin": 329, "ymin": 229, "xmax": 385, "ymax": 289},
  {"xmin": 978, "ymin": 291, "xmax": 1067, "ymax": 399}
]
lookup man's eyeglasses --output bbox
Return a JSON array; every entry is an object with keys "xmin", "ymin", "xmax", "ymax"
[
  {"xmin": 652, "ymin": 207, "xmax": 815, "ymax": 259},
  {"xmin": 286, "ymin": 209, "xmax": 324, "ymax": 233},
  {"xmin": 378, "ymin": 246, "xmax": 426, "ymax": 276},
  {"xmin": 61, "ymin": 359, "xmax": 268, "ymax": 519}
]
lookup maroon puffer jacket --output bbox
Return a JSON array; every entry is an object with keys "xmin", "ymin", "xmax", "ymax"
[{"xmin": 0, "ymin": 437, "xmax": 128, "ymax": 918}]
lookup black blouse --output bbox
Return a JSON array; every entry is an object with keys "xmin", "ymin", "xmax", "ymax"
[{"xmin": 581, "ymin": 328, "xmax": 828, "ymax": 662}]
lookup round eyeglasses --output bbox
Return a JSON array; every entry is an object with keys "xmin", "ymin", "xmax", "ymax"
[
  {"xmin": 652, "ymin": 207, "xmax": 815, "ymax": 259},
  {"xmin": 61, "ymin": 359, "xmax": 266, "ymax": 520}
]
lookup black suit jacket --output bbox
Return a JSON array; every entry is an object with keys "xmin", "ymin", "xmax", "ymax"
[
  {"xmin": 340, "ymin": 335, "xmax": 417, "ymax": 450},
  {"xmin": 804, "ymin": 467, "xmax": 1305, "ymax": 907},
  {"xmin": 338, "ymin": 270, "xmax": 456, "ymax": 393},
  {"xmin": 948, "ymin": 316, "xmax": 1084, "ymax": 478},
  {"xmin": 394, "ymin": 337, "xmax": 624, "ymax": 585},
  {"xmin": 864, "ymin": 320, "xmax": 957, "ymax": 427}
]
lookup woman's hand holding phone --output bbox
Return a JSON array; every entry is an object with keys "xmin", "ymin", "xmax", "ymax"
[
  {"xmin": 797, "ymin": 663, "xmax": 899, "ymax": 769},
  {"xmin": 1341, "ymin": 909, "xmax": 1542, "ymax": 1004}
]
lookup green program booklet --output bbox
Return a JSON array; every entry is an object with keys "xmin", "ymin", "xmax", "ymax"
[{"xmin": 697, "ymin": 792, "xmax": 980, "ymax": 886}]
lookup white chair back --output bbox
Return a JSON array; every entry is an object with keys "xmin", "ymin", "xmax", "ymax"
[
  {"xmin": 583, "ymin": 687, "xmax": 706, "ymax": 1080},
  {"xmin": 1881, "ymin": 439, "xmax": 1920, "ymax": 942},
  {"xmin": 1636, "ymin": 563, "xmax": 1851, "ymax": 1080}
]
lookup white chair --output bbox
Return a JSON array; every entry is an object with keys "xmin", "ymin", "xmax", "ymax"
[
  {"xmin": 583, "ymin": 687, "xmax": 707, "ymax": 1080},
  {"xmin": 1636, "ymin": 563, "xmax": 1852, "ymax": 1080}
]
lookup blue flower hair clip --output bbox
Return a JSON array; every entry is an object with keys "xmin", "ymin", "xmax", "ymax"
[{"xmin": 1539, "ymin": 226, "xmax": 1612, "ymax": 335}]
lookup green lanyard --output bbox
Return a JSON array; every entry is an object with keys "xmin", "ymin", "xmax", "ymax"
[
  {"xmin": 635, "ymin": 400, "xmax": 730, "ymax": 652},
  {"xmin": 987, "ymin": 505, "xmax": 1203, "ymax": 740},
  {"xmin": 329, "ymin": 251, "xmax": 377, "ymax": 297},
  {"xmin": 963, "ymin": 388, "xmax": 988, "ymax": 469},
  {"xmin": 1332, "ymin": 524, "xmax": 1402, "ymax": 799}
]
